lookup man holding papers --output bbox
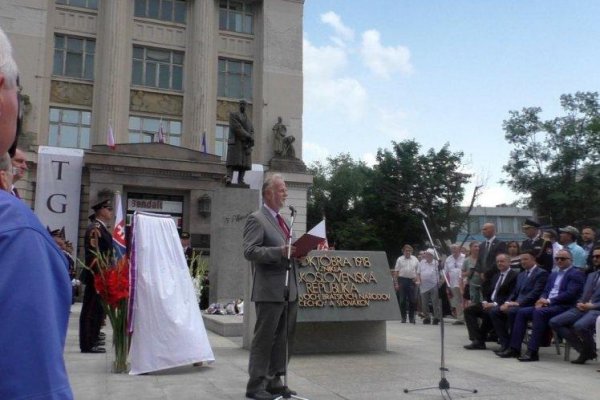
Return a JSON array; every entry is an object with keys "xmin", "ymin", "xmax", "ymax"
[{"xmin": 243, "ymin": 174, "xmax": 299, "ymax": 400}]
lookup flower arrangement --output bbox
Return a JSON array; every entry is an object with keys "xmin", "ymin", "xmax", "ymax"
[
  {"xmin": 189, "ymin": 251, "xmax": 208, "ymax": 305},
  {"xmin": 84, "ymin": 252, "xmax": 130, "ymax": 373}
]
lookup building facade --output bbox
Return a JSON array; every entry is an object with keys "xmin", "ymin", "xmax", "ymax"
[
  {"xmin": 2, "ymin": 0, "xmax": 310, "ymax": 255},
  {"xmin": 457, "ymin": 206, "xmax": 535, "ymax": 243}
]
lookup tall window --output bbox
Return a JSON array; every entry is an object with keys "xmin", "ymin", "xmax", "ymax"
[
  {"xmin": 134, "ymin": 0, "xmax": 187, "ymax": 23},
  {"xmin": 49, "ymin": 107, "xmax": 91, "ymax": 149},
  {"xmin": 53, "ymin": 35, "xmax": 95, "ymax": 80},
  {"xmin": 55, "ymin": 0, "xmax": 98, "ymax": 9},
  {"xmin": 218, "ymin": 59, "xmax": 252, "ymax": 100},
  {"xmin": 129, "ymin": 116, "xmax": 182, "ymax": 145},
  {"xmin": 215, "ymin": 125, "xmax": 228, "ymax": 159},
  {"xmin": 219, "ymin": 0, "xmax": 253, "ymax": 34},
  {"xmin": 132, "ymin": 46, "xmax": 183, "ymax": 90}
]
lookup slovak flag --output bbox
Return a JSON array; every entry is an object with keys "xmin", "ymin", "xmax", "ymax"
[
  {"xmin": 107, "ymin": 123, "xmax": 116, "ymax": 150},
  {"xmin": 112, "ymin": 191, "xmax": 126, "ymax": 260},
  {"xmin": 157, "ymin": 121, "xmax": 166, "ymax": 144}
]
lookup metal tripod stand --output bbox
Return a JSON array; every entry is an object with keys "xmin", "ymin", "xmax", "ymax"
[
  {"xmin": 404, "ymin": 210, "xmax": 478, "ymax": 399},
  {"xmin": 274, "ymin": 205, "xmax": 310, "ymax": 400}
]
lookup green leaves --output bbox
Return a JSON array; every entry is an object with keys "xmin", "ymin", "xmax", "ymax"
[{"xmin": 503, "ymin": 91, "xmax": 600, "ymax": 225}]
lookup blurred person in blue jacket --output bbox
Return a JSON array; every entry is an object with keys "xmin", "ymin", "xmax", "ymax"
[{"xmin": 0, "ymin": 26, "xmax": 73, "ymax": 399}]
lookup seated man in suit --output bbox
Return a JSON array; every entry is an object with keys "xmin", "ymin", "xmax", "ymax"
[
  {"xmin": 549, "ymin": 246, "xmax": 600, "ymax": 364},
  {"xmin": 498, "ymin": 249, "xmax": 585, "ymax": 361},
  {"xmin": 490, "ymin": 250, "xmax": 549, "ymax": 354},
  {"xmin": 463, "ymin": 253, "xmax": 518, "ymax": 350}
]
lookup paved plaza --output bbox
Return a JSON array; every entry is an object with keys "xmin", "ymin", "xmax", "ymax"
[{"xmin": 66, "ymin": 304, "xmax": 599, "ymax": 400}]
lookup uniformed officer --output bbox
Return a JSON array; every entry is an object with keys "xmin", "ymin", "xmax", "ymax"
[
  {"xmin": 181, "ymin": 231, "xmax": 193, "ymax": 266},
  {"xmin": 79, "ymin": 189, "xmax": 114, "ymax": 353},
  {"xmin": 521, "ymin": 219, "xmax": 553, "ymax": 272}
]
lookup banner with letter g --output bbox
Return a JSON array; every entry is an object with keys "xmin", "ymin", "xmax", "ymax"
[{"xmin": 34, "ymin": 146, "xmax": 84, "ymax": 255}]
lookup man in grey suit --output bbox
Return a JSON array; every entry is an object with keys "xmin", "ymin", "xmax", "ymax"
[{"xmin": 243, "ymin": 174, "xmax": 298, "ymax": 400}]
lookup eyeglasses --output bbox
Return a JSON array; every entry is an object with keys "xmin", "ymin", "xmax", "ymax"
[{"xmin": 554, "ymin": 257, "xmax": 571, "ymax": 261}]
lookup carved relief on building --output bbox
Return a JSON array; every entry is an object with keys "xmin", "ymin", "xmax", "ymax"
[
  {"xmin": 216, "ymin": 99, "xmax": 253, "ymax": 122},
  {"xmin": 218, "ymin": 33, "xmax": 254, "ymax": 58},
  {"xmin": 50, "ymin": 80, "xmax": 94, "ymax": 106},
  {"xmin": 130, "ymin": 90, "xmax": 183, "ymax": 116},
  {"xmin": 54, "ymin": 9, "xmax": 97, "ymax": 35},
  {"xmin": 133, "ymin": 21, "xmax": 186, "ymax": 49}
]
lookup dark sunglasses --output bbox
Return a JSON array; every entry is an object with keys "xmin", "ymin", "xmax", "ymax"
[{"xmin": 554, "ymin": 257, "xmax": 571, "ymax": 261}]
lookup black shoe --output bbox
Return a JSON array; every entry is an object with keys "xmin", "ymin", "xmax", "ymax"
[
  {"xmin": 245, "ymin": 389, "xmax": 275, "ymax": 400},
  {"xmin": 497, "ymin": 348, "xmax": 520, "ymax": 358},
  {"xmin": 493, "ymin": 346, "xmax": 508, "ymax": 354},
  {"xmin": 518, "ymin": 351, "xmax": 539, "ymax": 362},
  {"xmin": 464, "ymin": 341, "xmax": 486, "ymax": 350},
  {"xmin": 423, "ymin": 318, "xmax": 431, "ymax": 325},
  {"xmin": 81, "ymin": 346, "xmax": 106, "ymax": 354},
  {"xmin": 571, "ymin": 352, "xmax": 597, "ymax": 364},
  {"xmin": 401, "ymin": 319, "xmax": 407, "ymax": 323},
  {"xmin": 267, "ymin": 386, "xmax": 297, "ymax": 396},
  {"xmin": 432, "ymin": 318, "xmax": 440, "ymax": 325}
]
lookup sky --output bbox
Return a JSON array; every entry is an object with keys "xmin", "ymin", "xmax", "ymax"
[{"xmin": 301, "ymin": 0, "xmax": 600, "ymax": 206}]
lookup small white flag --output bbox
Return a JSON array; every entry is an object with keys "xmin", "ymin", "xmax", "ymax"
[{"xmin": 107, "ymin": 123, "xmax": 116, "ymax": 150}]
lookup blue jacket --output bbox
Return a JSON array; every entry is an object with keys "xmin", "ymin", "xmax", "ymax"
[
  {"xmin": 510, "ymin": 266, "xmax": 549, "ymax": 307},
  {"xmin": 579, "ymin": 270, "xmax": 600, "ymax": 308},
  {"xmin": 542, "ymin": 266, "xmax": 585, "ymax": 306},
  {"xmin": 0, "ymin": 191, "xmax": 73, "ymax": 399}
]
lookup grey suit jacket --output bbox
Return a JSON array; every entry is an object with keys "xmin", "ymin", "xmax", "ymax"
[{"xmin": 243, "ymin": 205, "xmax": 298, "ymax": 302}]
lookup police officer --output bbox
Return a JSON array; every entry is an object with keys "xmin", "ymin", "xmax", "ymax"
[
  {"xmin": 79, "ymin": 189, "xmax": 114, "ymax": 353},
  {"xmin": 181, "ymin": 231, "xmax": 193, "ymax": 266}
]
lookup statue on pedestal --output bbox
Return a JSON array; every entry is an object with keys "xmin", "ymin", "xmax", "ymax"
[
  {"xmin": 225, "ymin": 100, "xmax": 254, "ymax": 185},
  {"xmin": 272, "ymin": 116, "xmax": 295, "ymax": 158}
]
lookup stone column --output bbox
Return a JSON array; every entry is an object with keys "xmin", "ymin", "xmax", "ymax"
[
  {"xmin": 92, "ymin": 1, "xmax": 132, "ymax": 145},
  {"xmin": 182, "ymin": 0, "xmax": 217, "ymax": 151}
]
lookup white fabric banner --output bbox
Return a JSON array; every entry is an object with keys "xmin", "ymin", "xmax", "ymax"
[
  {"xmin": 34, "ymin": 146, "xmax": 84, "ymax": 253},
  {"xmin": 129, "ymin": 212, "xmax": 215, "ymax": 375}
]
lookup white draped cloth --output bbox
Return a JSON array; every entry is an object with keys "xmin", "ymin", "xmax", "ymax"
[{"xmin": 129, "ymin": 212, "xmax": 214, "ymax": 375}]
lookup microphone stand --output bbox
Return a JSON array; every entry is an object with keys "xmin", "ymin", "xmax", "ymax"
[
  {"xmin": 404, "ymin": 211, "xmax": 477, "ymax": 400},
  {"xmin": 274, "ymin": 206, "xmax": 310, "ymax": 400}
]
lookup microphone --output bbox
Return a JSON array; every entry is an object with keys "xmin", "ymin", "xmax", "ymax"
[
  {"xmin": 289, "ymin": 205, "xmax": 297, "ymax": 217},
  {"xmin": 412, "ymin": 208, "xmax": 428, "ymax": 218}
]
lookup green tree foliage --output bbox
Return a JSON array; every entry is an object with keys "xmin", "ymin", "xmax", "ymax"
[
  {"xmin": 307, "ymin": 141, "xmax": 471, "ymax": 263},
  {"xmin": 502, "ymin": 92, "xmax": 600, "ymax": 225}
]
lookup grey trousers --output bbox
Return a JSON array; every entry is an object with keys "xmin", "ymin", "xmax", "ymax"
[
  {"xmin": 420, "ymin": 287, "xmax": 441, "ymax": 320},
  {"xmin": 247, "ymin": 301, "xmax": 298, "ymax": 393}
]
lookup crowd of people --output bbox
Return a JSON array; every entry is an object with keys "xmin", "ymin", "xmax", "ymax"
[{"xmin": 393, "ymin": 219, "xmax": 600, "ymax": 372}]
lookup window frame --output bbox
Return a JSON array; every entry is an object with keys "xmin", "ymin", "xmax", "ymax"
[
  {"xmin": 128, "ymin": 115, "xmax": 182, "ymax": 145},
  {"xmin": 48, "ymin": 107, "xmax": 92, "ymax": 149},
  {"xmin": 134, "ymin": 0, "xmax": 187, "ymax": 24},
  {"xmin": 53, "ymin": 34, "xmax": 96, "ymax": 80},
  {"xmin": 218, "ymin": 58, "xmax": 253, "ymax": 100},
  {"xmin": 55, "ymin": 0, "xmax": 99, "ymax": 10},
  {"xmin": 219, "ymin": 0, "xmax": 254, "ymax": 34},
  {"xmin": 132, "ymin": 45, "xmax": 184, "ymax": 91},
  {"xmin": 215, "ymin": 124, "xmax": 229, "ymax": 160}
]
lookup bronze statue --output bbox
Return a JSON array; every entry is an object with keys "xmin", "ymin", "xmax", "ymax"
[
  {"xmin": 226, "ymin": 100, "xmax": 254, "ymax": 185},
  {"xmin": 272, "ymin": 116, "xmax": 295, "ymax": 158}
]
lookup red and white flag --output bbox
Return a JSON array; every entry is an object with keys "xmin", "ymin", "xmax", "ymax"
[
  {"xmin": 107, "ymin": 123, "xmax": 116, "ymax": 150},
  {"xmin": 112, "ymin": 191, "xmax": 126, "ymax": 260},
  {"xmin": 157, "ymin": 121, "xmax": 166, "ymax": 144}
]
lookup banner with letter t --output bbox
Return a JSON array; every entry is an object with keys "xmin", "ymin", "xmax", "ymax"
[{"xmin": 34, "ymin": 146, "xmax": 84, "ymax": 256}]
